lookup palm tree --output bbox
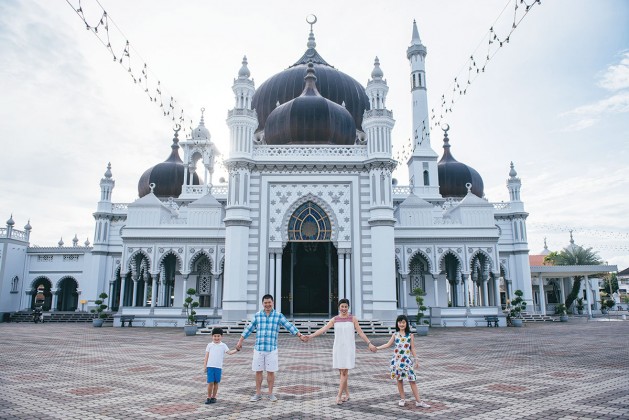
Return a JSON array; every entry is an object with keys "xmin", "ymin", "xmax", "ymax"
[{"xmin": 544, "ymin": 244, "xmax": 603, "ymax": 310}]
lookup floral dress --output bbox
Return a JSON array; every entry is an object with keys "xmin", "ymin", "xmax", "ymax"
[{"xmin": 390, "ymin": 332, "xmax": 416, "ymax": 381}]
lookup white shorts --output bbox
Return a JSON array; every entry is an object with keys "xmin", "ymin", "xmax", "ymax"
[{"xmin": 252, "ymin": 349, "xmax": 279, "ymax": 372}]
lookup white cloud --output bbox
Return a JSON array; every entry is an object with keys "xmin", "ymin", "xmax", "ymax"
[
  {"xmin": 558, "ymin": 117, "xmax": 599, "ymax": 132},
  {"xmin": 598, "ymin": 51, "xmax": 629, "ymax": 91}
]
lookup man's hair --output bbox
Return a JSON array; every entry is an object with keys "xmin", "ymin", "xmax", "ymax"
[
  {"xmin": 262, "ymin": 294, "xmax": 274, "ymax": 302},
  {"xmin": 211, "ymin": 327, "xmax": 224, "ymax": 335}
]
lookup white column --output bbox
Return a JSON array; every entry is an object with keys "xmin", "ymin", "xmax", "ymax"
[
  {"xmin": 131, "ymin": 279, "xmax": 138, "ymax": 307},
  {"xmin": 584, "ymin": 275, "xmax": 593, "ymax": 318},
  {"xmin": 344, "ymin": 252, "xmax": 352, "ymax": 304},
  {"xmin": 493, "ymin": 274, "xmax": 501, "ymax": 307},
  {"xmin": 338, "ymin": 252, "xmax": 345, "ymax": 299},
  {"xmin": 150, "ymin": 274, "xmax": 157, "ymax": 308},
  {"xmin": 538, "ymin": 275, "xmax": 546, "ymax": 316},
  {"xmin": 269, "ymin": 252, "xmax": 276, "ymax": 297},
  {"xmin": 51, "ymin": 289, "xmax": 58, "ymax": 311},
  {"xmin": 213, "ymin": 274, "xmax": 220, "ymax": 312},
  {"xmin": 275, "ymin": 252, "xmax": 282, "ymax": 314},
  {"xmin": 482, "ymin": 278, "xmax": 489, "ymax": 307},
  {"xmin": 559, "ymin": 277, "xmax": 566, "ymax": 303},
  {"xmin": 401, "ymin": 274, "xmax": 408, "ymax": 313},
  {"xmin": 157, "ymin": 279, "xmax": 164, "ymax": 307},
  {"xmin": 181, "ymin": 275, "xmax": 188, "ymax": 307},
  {"xmin": 108, "ymin": 281, "xmax": 115, "ymax": 305},
  {"xmin": 463, "ymin": 273, "xmax": 470, "ymax": 308},
  {"xmin": 142, "ymin": 276, "xmax": 149, "ymax": 307},
  {"xmin": 433, "ymin": 275, "xmax": 439, "ymax": 307},
  {"xmin": 119, "ymin": 277, "xmax": 127, "ymax": 308}
]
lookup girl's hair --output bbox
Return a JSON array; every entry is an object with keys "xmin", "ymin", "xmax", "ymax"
[
  {"xmin": 395, "ymin": 315, "xmax": 411, "ymax": 335},
  {"xmin": 338, "ymin": 298, "xmax": 350, "ymax": 308}
]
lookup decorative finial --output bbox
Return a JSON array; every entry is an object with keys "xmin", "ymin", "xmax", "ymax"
[
  {"xmin": 104, "ymin": 162, "xmax": 112, "ymax": 179},
  {"xmin": 371, "ymin": 56, "xmax": 384, "ymax": 80},
  {"xmin": 569, "ymin": 230, "xmax": 574, "ymax": 244},
  {"xmin": 543, "ymin": 237, "xmax": 548, "ymax": 250},
  {"xmin": 238, "ymin": 56, "xmax": 250, "ymax": 78},
  {"xmin": 7, "ymin": 214, "xmax": 15, "ymax": 226},
  {"xmin": 509, "ymin": 161, "xmax": 518, "ymax": 178},
  {"xmin": 306, "ymin": 14, "xmax": 317, "ymax": 49},
  {"xmin": 171, "ymin": 124, "xmax": 181, "ymax": 148},
  {"xmin": 465, "ymin": 183, "xmax": 472, "ymax": 194},
  {"xmin": 72, "ymin": 234, "xmax": 79, "ymax": 246},
  {"xmin": 58, "ymin": 237, "xmax": 64, "ymax": 247},
  {"xmin": 24, "ymin": 220, "xmax": 32, "ymax": 231},
  {"xmin": 200, "ymin": 107, "xmax": 205, "ymax": 121},
  {"xmin": 304, "ymin": 61, "xmax": 317, "ymax": 89},
  {"xmin": 149, "ymin": 183, "xmax": 156, "ymax": 194},
  {"xmin": 84, "ymin": 238, "xmax": 91, "ymax": 247}
]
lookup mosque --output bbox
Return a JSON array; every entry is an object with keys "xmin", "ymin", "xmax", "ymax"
[{"xmin": 0, "ymin": 20, "xmax": 537, "ymax": 327}]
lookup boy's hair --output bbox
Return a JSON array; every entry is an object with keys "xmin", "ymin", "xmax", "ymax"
[
  {"xmin": 211, "ymin": 327, "xmax": 224, "ymax": 336},
  {"xmin": 395, "ymin": 315, "xmax": 411, "ymax": 335},
  {"xmin": 338, "ymin": 298, "xmax": 350, "ymax": 307},
  {"xmin": 262, "ymin": 294, "xmax": 274, "ymax": 302}
]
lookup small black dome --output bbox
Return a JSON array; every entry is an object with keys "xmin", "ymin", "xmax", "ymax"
[
  {"xmin": 251, "ymin": 43, "xmax": 369, "ymax": 136},
  {"xmin": 265, "ymin": 64, "xmax": 356, "ymax": 145},
  {"xmin": 437, "ymin": 131, "xmax": 484, "ymax": 198},
  {"xmin": 138, "ymin": 132, "xmax": 200, "ymax": 198}
]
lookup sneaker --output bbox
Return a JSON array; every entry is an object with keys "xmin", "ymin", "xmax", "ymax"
[
  {"xmin": 250, "ymin": 394, "xmax": 263, "ymax": 402},
  {"xmin": 205, "ymin": 398, "xmax": 211, "ymax": 405},
  {"xmin": 398, "ymin": 399, "xmax": 406, "ymax": 406},
  {"xmin": 210, "ymin": 398, "xmax": 217, "ymax": 404},
  {"xmin": 416, "ymin": 401, "xmax": 431, "ymax": 408},
  {"xmin": 268, "ymin": 394, "xmax": 278, "ymax": 402}
]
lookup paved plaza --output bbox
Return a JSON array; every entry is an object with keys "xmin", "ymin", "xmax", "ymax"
[{"xmin": 0, "ymin": 319, "xmax": 628, "ymax": 419}]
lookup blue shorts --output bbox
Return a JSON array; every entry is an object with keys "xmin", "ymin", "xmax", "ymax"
[{"xmin": 206, "ymin": 367, "xmax": 222, "ymax": 383}]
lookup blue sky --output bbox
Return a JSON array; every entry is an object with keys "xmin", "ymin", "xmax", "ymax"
[{"xmin": 1, "ymin": 0, "xmax": 628, "ymax": 268}]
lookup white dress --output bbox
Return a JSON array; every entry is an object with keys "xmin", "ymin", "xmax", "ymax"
[{"xmin": 332, "ymin": 315, "xmax": 356, "ymax": 369}]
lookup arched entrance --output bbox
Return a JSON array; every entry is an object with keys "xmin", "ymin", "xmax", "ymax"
[
  {"xmin": 30, "ymin": 278, "xmax": 52, "ymax": 310},
  {"xmin": 281, "ymin": 201, "xmax": 338, "ymax": 317},
  {"xmin": 56, "ymin": 277, "xmax": 79, "ymax": 311}
]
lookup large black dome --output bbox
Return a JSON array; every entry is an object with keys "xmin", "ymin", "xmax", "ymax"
[
  {"xmin": 265, "ymin": 64, "xmax": 356, "ymax": 145},
  {"xmin": 138, "ymin": 133, "xmax": 200, "ymax": 198},
  {"xmin": 437, "ymin": 131, "xmax": 484, "ymax": 198},
  {"xmin": 251, "ymin": 35, "xmax": 369, "ymax": 137}
]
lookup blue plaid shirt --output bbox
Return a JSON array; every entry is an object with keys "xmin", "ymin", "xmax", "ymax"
[{"xmin": 241, "ymin": 309, "xmax": 299, "ymax": 352}]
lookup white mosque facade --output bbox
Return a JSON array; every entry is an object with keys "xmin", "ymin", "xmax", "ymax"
[{"xmin": 0, "ymin": 22, "xmax": 536, "ymax": 326}]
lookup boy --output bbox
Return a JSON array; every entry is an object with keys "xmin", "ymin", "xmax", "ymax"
[{"xmin": 204, "ymin": 327, "xmax": 238, "ymax": 404}]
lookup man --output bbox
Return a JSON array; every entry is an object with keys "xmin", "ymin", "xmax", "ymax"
[{"xmin": 236, "ymin": 294, "xmax": 307, "ymax": 402}]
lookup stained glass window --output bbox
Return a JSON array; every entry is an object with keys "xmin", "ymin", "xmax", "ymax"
[{"xmin": 288, "ymin": 201, "xmax": 331, "ymax": 241}]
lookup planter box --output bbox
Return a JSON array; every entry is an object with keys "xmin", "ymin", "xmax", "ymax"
[
  {"xmin": 511, "ymin": 318, "xmax": 523, "ymax": 327},
  {"xmin": 92, "ymin": 318, "xmax": 104, "ymax": 327},
  {"xmin": 184, "ymin": 325, "xmax": 198, "ymax": 336},
  {"xmin": 416, "ymin": 325, "xmax": 429, "ymax": 336}
]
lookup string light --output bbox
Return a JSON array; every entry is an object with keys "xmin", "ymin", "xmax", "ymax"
[
  {"xmin": 65, "ymin": 0, "xmax": 189, "ymax": 131},
  {"xmin": 393, "ymin": 0, "xmax": 542, "ymax": 166},
  {"xmin": 529, "ymin": 223, "xmax": 629, "ymax": 252}
]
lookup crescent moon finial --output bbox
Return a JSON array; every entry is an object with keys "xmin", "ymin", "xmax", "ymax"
[{"xmin": 306, "ymin": 14, "xmax": 317, "ymax": 31}]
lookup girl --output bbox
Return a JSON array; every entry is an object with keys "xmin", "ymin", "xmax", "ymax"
[
  {"xmin": 376, "ymin": 315, "xmax": 431, "ymax": 408},
  {"xmin": 307, "ymin": 299, "xmax": 376, "ymax": 404}
]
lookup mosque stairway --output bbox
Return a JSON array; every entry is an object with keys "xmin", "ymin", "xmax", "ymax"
[
  {"xmin": 9, "ymin": 311, "xmax": 114, "ymax": 323},
  {"xmin": 519, "ymin": 313, "xmax": 559, "ymax": 323}
]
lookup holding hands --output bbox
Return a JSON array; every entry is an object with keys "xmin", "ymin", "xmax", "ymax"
[
  {"xmin": 299, "ymin": 333, "xmax": 309, "ymax": 343},
  {"xmin": 368, "ymin": 342, "xmax": 377, "ymax": 353}
]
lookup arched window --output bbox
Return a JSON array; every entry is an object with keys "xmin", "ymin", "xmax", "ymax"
[
  {"xmin": 288, "ymin": 201, "xmax": 331, "ymax": 241},
  {"xmin": 423, "ymin": 170, "xmax": 430, "ymax": 186},
  {"xmin": 11, "ymin": 276, "xmax": 19, "ymax": 293}
]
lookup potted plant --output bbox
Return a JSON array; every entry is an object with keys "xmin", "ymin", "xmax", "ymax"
[
  {"xmin": 555, "ymin": 303, "xmax": 568, "ymax": 322},
  {"xmin": 599, "ymin": 294, "xmax": 614, "ymax": 314},
  {"xmin": 412, "ymin": 287, "xmax": 429, "ymax": 336},
  {"xmin": 90, "ymin": 293, "xmax": 109, "ymax": 327},
  {"xmin": 183, "ymin": 288, "xmax": 200, "ymax": 336},
  {"xmin": 509, "ymin": 290, "xmax": 526, "ymax": 327},
  {"xmin": 575, "ymin": 298, "xmax": 584, "ymax": 315}
]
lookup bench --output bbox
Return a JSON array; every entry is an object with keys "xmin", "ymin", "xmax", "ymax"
[
  {"xmin": 484, "ymin": 316, "xmax": 499, "ymax": 327},
  {"xmin": 193, "ymin": 315, "xmax": 208, "ymax": 328},
  {"xmin": 120, "ymin": 315, "xmax": 135, "ymax": 327},
  {"xmin": 618, "ymin": 306, "xmax": 624, "ymax": 312}
]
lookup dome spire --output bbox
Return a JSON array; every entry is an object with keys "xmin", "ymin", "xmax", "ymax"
[
  {"xmin": 410, "ymin": 19, "xmax": 422, "ymax": 45},
  {"xmin": 371, "ymin": 56, "xmax": 384, "ymax": 80},
  {"xmin": 292, "ymin": 15, "xmax": 330, "ymax": 67},
  {"xmin": 306, "ymin": 14, "xmax": 317, "ymax": 49},
  {"xmin": 238, "ymin": 55, "xmax": 251, "ymax": 79}
]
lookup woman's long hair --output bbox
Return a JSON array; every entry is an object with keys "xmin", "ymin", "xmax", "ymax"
[{"xmin": 395, "ymin": 314, "xmax": 411, "ymax": 335}]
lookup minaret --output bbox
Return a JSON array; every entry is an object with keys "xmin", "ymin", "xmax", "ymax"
[
  {"xmin": 507, "ymin": 161, "xmax": 521, "ymax": 202},
  {"xmin": 223, "ymin": 56, "xmax": 256, "ymax": 321},
  {"xmin": 363, "ymin": 57, "xmax": 395, "ymax": 158},
  {"xmin": 179, "ymin": 109, "xmax": 219, "ymax": 198},
  {"xmin": 227, "ymin": 56, "xmax": 257, "ymax": 155},
  {"xmin": 93, "ymin": 163, "xmax": 115, "ymax": 245},
  {"xmin": 406, "ymin": 20, "xmax": 441, "ymax": 200},
  {"xmin": 505, "ymin": 162, "xmax": 527, "ymax": 243}
]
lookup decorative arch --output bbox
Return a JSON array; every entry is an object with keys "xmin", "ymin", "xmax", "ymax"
[
  {"xmin": 188, "ymin": 250, "xmax": 213, "ymax": 273},
  {"xmin": 30, "ymin": 277, "xmax": 53, "ymax": 310},
  {"xmin": 55, "ymin": 276, "xmax": 79, "ymax": 311},
  {"xmin": 157, "ymin": 250, "xmax": 183, "ymax": 271},
  {"xmin": 281, "ymin": 193, "xmax": 339, "ymax": 244},
  {"xmin": 31, "ymin": 276, "xmax": 52, "ymax": 289},
  {"xmin": 407, "ymin": 249, "xmax": 433, "ymax": 273},
  {"xmin": 126, "ymin": 249, "xmax": 152, "ymax": 272},
  {"xmin": 500, "ymin": 261, "xmax": 509, "ymax": 279},
  {"xmin": 468, "ymin": 249, "xmax": 494, "ymax": 272},
  {"xmin": 395, "ymin": 256, "xmax": 403, "ymax": 274},
  {"xmin": 55, "ymin": 276, "xmax": 78, "ymax": 290},
  {"xmin": 438, "ymin": 250, "xmax": 463, "ymax": 272}
]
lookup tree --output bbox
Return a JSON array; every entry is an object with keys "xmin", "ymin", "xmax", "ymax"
[
  {"xmin": 601, "ymin": 272, "xmax": 618, "ymax": 295},
  {"xmin": 544, "ymin": 244, "xmax": 603, "ymax": 310}
]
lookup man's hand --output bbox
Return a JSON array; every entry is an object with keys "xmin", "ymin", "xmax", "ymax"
[
  {"xmin": 299, "ymin": 334, "xmax": 308, "ymax": 343},
  {"xmin": 236, "ymin": 338, "xmax": 244, "ymax": 351}
]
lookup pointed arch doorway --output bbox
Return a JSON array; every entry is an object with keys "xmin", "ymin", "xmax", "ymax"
[{"xmin": 280, "ymin": 201, "xmax": 338, "ymax": 317}]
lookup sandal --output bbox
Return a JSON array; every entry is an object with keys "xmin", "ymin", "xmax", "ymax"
[
  {"xmin": 398, "ymin": 399, "xmax": 406, "ymax": 406},
  {"xmin": 336, "ymin": 397, "xmax": 343, "ymax": 405},
  {"xmin": 342, "ymin": 396, "xmax": 350, "ymax": 402}
]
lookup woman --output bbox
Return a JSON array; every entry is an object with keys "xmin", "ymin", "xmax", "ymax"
[{"xmin": 307, "ymin": 299, "xmax": 377, "ymax": 404}]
